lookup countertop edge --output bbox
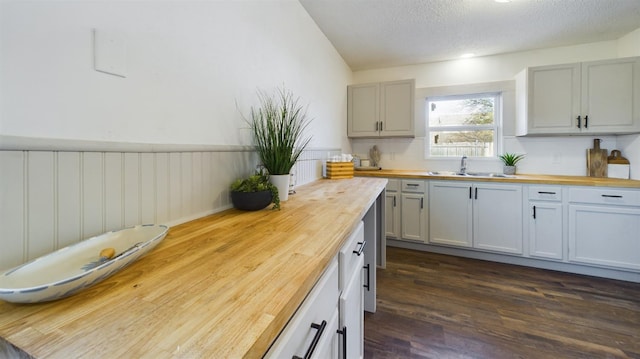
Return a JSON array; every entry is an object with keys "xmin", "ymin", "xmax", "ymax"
[{"xmin": 355, "ymin": 170, "xmax": 640, "ymax": 188}]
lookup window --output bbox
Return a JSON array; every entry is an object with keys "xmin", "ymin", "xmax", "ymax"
[{"xmin": 427, "ymin": 92, "xmax": 501, "ymax": 158}]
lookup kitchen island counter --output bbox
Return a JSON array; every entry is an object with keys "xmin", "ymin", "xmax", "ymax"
[
  {"xmin": 0, "ymin": 177, "xmax": 387, "ymax": 358},
  {"xmin": 356, "ymin": 169, "xmax": 640, "ymax": 188}
]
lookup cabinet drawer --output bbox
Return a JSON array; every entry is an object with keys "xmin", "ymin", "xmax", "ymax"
[
  {"xmin": 401, "ymin": 180, "xmax": 425, "ymax": 193},
  {"xmin": 569, "ymin": 187, "xmax": 640, "ymax": 206},
  {"xmin": 528, "ymin": 186, "xmax": 562, "ymax": 201},
  {"xmin": 339, "ymin": 221, "xmax": 364, "ymax": 291},
  {"xmin": 265, "ymin": 258, "xmax": 339, "ymax": 359},
  {"xmin": 386, "ymin": 178, "xmax": 400, "ymax": 192}
]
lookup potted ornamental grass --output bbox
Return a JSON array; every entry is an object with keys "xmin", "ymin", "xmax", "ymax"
[
  {"xmin": 498, "ymin": 153, "xmax": 525, "ymax": 175},
  {"xmin": 230, "ymin": 171, "xmax": 280, "ymax": 210},
  {"xmin": 246, "ymin": 86, "xmax": 312, "ymax": 201}
]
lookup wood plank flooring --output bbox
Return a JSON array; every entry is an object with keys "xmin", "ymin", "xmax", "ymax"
[{"xmin": 364, "ymin": 247, "xmax": 640, "ymax": 359}]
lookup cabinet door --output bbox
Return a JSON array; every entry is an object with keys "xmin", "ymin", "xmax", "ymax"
[
  {"xmin": 401, "ymin": 193, "xmax": 426, "ymax": 242},
  {"xmin": 380, "ymin": 80, "xmax": 414, "ymax": 137},
  {"xmin": 339, "ymin": 256, "xmax": 364, "ymax": 359},
  {"xmin": 264, "ymin": 260, "xmax": 339, "ymax": 359},
  {"xmin": 473, "ymin": 184, "xmax": 523, "ymax": 254},
  {"xmin": 347, "ymin": 83, "xmax": 380, "ymax": 137},
  {"xmin": 385, "ymin": 191, "xmax": 400, "ymax": 239},
  {"xmin": 315, "ymin": 309, "xmax": 340, "ymax": 359},
  {"xmin": 429, "ymin": 181, "xmax": 472, "ymax": 247},
  {"xmin": 529, "ymin": 201, "xmax": 564, "ymax": 260},
  {"xmin": 581, "ymin": 57, "xmax": 640, "ymax": 133},
  {"xmin": 568, "ymin": 204, "xmax": 640, "ymax": 270},
  {"xmin": 527, "ymin": 63, "xmax": 581, "ymax": 134}
]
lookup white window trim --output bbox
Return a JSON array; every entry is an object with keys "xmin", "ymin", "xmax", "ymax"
[{"xmin": 419, "ymin": 81, "xmax": 513, "ymax": 159}]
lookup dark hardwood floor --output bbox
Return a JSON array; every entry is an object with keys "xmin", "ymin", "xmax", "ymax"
[{"xmin": 364, "ymin": 247, "xmax": 640, "ymax": 359}]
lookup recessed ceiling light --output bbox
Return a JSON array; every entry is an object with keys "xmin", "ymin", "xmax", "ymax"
[
  {"xmin": 460, "ymin": 53, "xmax": 475, "ymax": 58},
  {"xmin": 495, "ymin": 0, "xmax": 511, "ymax": 3}
]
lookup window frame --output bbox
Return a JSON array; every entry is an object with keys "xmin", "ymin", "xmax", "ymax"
[{"xmin": 425, "ymin": 91, "xmax": 503, "ymax": 159}]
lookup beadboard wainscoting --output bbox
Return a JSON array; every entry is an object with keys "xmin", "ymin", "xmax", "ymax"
[{"xmin": 0, "ymin": 146, "xmax": 338, "ymax": 269}]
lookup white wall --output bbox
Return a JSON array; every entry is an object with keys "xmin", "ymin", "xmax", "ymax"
[
  {"xmin": 0, "ymin": 0, "xmax": 350, "ymax": 269},
  {"xmin": 0, "ymin": 0, "xmax": 351, "ymax": 148},
  {"xmin": 350, "ymin": 33, "xmax": 640, "ymax": 179}
]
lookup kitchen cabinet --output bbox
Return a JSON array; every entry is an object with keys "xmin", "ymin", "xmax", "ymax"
[
  {"xmin": 400, "ymin": 180, "xmax": 428, "ymax": 242},
  {"xmin": 516, "ymin": 57, "xmax": 640, "ymax": 136},
  {"xmin": 527, "ymin": 186, "xmax": 564, "ymax": 260},
  {"xmin": 265, "ymin": 258, "xmax": 340, "ymax": 359},
  {"xmin": 385, "ymin": 179, "xmax": 401, "ymax": 239},
  {"xmin": 568, "ymin": 187, "xmax": 640, "ymax": 271},
  {"xmin": 429, "ymin": 181, "xmax": 523, "ymax": 255},
  {"xmin": 338, "ymin": 221, "xmax": 365, "ymax": 359},
  {"xmin": 347, "ymin": 79, "xmax": 415, "ymax": 138}
]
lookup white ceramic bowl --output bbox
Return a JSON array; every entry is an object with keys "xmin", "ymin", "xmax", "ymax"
[{"xmin": 0, "ymin": 224, "xmax": 169, "ymax": 303}]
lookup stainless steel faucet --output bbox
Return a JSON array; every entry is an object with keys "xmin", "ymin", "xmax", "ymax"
[{"xmin": 459, "ymin": 155, "xmax": 468, "ymax": 174}]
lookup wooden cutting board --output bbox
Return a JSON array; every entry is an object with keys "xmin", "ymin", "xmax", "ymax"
[{"xmin": 587, "ymin": 139, "xmax": 608, "ymax": 177}]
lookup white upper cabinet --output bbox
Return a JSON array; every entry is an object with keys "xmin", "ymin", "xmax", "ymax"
[
  {"xmin": 348, "ymin": 79, "xmax": 415, "ymax": 138},
  {"xmin": 516, "ymin": 57, "xmax": 640, "ymax": 136}
]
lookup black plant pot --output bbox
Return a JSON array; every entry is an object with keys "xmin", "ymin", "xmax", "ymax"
[{"xmin": 231, "ymin": 190, "xmax": 273, "ymax": 211}]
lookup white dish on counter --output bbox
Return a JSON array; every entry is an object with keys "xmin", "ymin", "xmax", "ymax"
[{"xmin": 0, "ymin": 224, "xmax": 168, "ymax": 304}]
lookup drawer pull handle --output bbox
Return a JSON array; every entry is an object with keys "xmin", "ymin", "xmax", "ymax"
[
  {"xmin": 407, "ymin": 183, "xmax": 419, "ymax": 187},
  {"xmin": 538, "ymin": 191, "xmax": 556, "ymax": 195},
  {"xmin": 601, "ymin": 194, "xmax": 623, "ymax": 198},
  {"xmin": 292, "ymin": 320, "xmax": 327, "ymax": 359},
  {"xmin": 363, "ymin": 264, "xmax": 370, "ymax": 291},
  {"xmin": 353, "ymin": 241, "xmax": 366, "ymax": 256},
  {"xmin": 337, "ymin": 326, "xmax": 347, "ymax": 359}
]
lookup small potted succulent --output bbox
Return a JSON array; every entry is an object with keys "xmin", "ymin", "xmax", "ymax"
[
  {"xmin": 498, "ymin": 153, "xmax": 525, "ymax": 175},
  {"xmin": 230, "ymin": 171, "xmax": 280, "ymax": 210}
]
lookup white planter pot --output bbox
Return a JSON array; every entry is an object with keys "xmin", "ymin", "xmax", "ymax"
[
  {"xmin": 503, "ymin": 165, "xmax": 516, "ymax": 175},
  {"xmin": 269, "ymin": 174, "xmax": 290, "ymax": 202}
]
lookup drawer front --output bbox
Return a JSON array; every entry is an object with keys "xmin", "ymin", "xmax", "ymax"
[
  {"xmin": 401, "ymin": 180, "xmax": 425, "ymax": 193},
  {"xmin": 386, "ymin": 178, "xmax": 400, "ymax": 192},
  {"xmin": 528, "ymin": 186, "xmax": 562, "ymax": 201},
  {"xmin": 569, "ymin": 187, "xmax": 640, "ymax": 206},
  {"xmin": 265, "ymin": 258, "xmax": 339, "ymax": 359},
  {"xmin": 339, "ymin": 221, "xmax": 365, "ymax": 291}
]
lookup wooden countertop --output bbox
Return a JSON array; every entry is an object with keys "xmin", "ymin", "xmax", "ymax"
[
  {"xmin": 0, "ymin": 177, "xmax": 387, "ymax": 358},
  {"xmin": 355, "ymin": 169, "xmax": 640, "ymax": 188}
]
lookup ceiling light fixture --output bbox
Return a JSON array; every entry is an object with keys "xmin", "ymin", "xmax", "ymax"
[
  {"xmin": 460, "ymin": 53, "xmax": 475, "ymax": 58},
  {"xmin": 495, "ymin": 0, "xmax": 511, "ymax": 3}
]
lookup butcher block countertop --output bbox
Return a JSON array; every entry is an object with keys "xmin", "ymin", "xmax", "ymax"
[
  {"xmin": 0, "ymin": 177, "xmax": 387, "ymax": 358},
  {"xmin": 355, "ymin": 169, "xmax": 640, "ymax": 188}
]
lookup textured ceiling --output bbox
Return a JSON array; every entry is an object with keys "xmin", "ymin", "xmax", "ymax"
[{"xmin": 299, "ymin": 0, "xmax": 640, "ymax": 70}]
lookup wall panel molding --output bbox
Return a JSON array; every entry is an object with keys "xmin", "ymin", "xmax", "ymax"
[{"xmin": 0, "ymin": 147, "xmax": 339, "ymax": 269}]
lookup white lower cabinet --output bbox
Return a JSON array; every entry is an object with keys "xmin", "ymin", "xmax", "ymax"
[
  {"xmin": 400, "ymin": 180, "xmax": 428, "ymax": 242},
  {"xmin": 339, "ymin": 255, "xmax": 364, "ymax": 359},
  {"xmin": 338, "ymin": 221, "xmax": 365, "ymax": 359},
  {"xmin": 385, "ymin": 180, "xmax": 400, "ymax": 239},
  {"xmin": 264, "ymin": 258, "xmax": 340, "ymax": 359},
  {"xmin": 429, "ymin": 181, "xmax": 472, "ymax": 247},
  {"xmin": 528, "ymin": 186, "xmax": 564, "ymax": 260},
  {"xmin": 568, "ymin": 187, "xmax": 640, "ymax": 271},
  {"xmin": 429, "ymin": 181, "xmax": 523, "ymax": 254}
]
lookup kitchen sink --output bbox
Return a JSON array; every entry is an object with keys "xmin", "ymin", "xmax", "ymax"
[{"xmin": 427, "ymin": 171, "xmax": 513, "ymax": 178}]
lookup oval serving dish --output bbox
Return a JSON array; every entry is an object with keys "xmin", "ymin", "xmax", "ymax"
[{"xmin": 0, "ymin": 224, "xmax": 169, "ymax": 304}]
